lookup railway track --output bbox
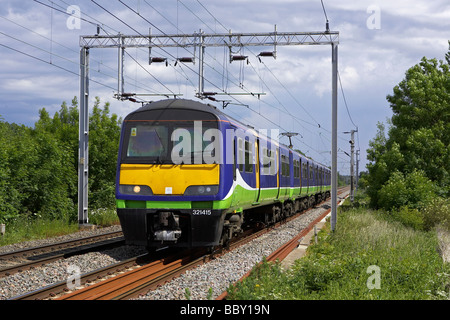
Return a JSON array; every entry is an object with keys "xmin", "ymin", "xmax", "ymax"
[
  {"xmin": 10, "ymin": 221, "xmax": 270, "ymax": 300},
  {"xmin": 8, "ymin": 187, "xmax": 349, "ymax": 300},
  {"xmin": 0, "ymin": 231, "xmax": 124, "ymax": 278},
  {"xmin": 11, "ymin": 253, "xmax": 144, "ymax": 300},
  {"xmin": 56, "ymin": 249, "xmax": 207, "ymax": 300},
  {"xmin": 0, "ymin": 230, "xmax": 123, "ymax": 260},
  {"xmin": 51, "ymin": 233, "xmax": 267, "ymax": 300},
  {"xmin": 36, "ymin": 188, "xmax": 347, "ymax": 300}
]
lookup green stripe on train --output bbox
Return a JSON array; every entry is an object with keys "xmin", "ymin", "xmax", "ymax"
[{"xmin": 116, "ymin": 184, "xmax": 329, "ymax": 212}]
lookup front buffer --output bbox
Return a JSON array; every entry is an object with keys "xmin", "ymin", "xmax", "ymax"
[{"xmin": 117, "ymin": 207, "xmax": 225, "ymax": 248}]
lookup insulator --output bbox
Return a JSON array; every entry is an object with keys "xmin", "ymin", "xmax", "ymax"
[
  {"xmin": 177, "ymin": 57, "xmax": 194, "ymax": 63},
  {"xmin": 150, "ymin": 57, "xmax": 167, "ymax": 63},
  {"xmin": 231, "ymin": 55, "xmax": 248, "ymax": 61},
  {"xmin": 258, "ymin": 51, "xmax": 275, "ymax": 57}
]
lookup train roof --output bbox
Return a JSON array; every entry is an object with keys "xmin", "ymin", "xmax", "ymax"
[
  {"xmin": 126, "ymin": 99, "xmax": 330, "ymax": 171},
  {"xmin": 126, "ymin": 98, "xmax": 222, "ymax": 118}
]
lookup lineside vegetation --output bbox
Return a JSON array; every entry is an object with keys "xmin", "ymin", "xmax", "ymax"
[
  {"xmin": 0, "ymin": 97, "xmax": 121, "ymax": 245},
  {"xmin": 227, "ymin": 44, "xmax": 450, "ymax": 300},
  {"xmin": 226, "ymin": 193, "xmax": 450, "ymax": 300}
]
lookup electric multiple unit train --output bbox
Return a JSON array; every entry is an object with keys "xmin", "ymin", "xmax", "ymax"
[{"xmin": 116, "ymin": 99, "xmax": 331, "ymax": 250}]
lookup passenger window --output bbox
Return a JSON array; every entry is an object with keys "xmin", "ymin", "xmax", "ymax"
[
  {"xmin": 245, "ymin": 140, "xmax": 253, "ymax": 173},
  {"xmin": 238, "ymin": 138, "xmax": 244, "ymax": 171}
]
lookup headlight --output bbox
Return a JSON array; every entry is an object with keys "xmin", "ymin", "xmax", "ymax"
[
  {"xmin": 119, "ymin": 184, "xmax": 153, "ymax": 196},
  {"xmin": 184, "ymin": 185, "xmax": 219, "ymax": 196}
]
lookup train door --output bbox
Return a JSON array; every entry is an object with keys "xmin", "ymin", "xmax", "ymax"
[
  {"xmin": 276, "ymin": 148, "xmax": 280, "ymax": 199},
  {"xmin": 299, "ymin": 158, "xmax": 303, "ymax": 196},
  {"xmin": 232, "ymin": 138, "xmax": 236, "ymax": 181},
  {"xmin": 282, "ymin": 151, "xmax": 287, "ymax": 198},
  {"xmin": 306, "ymin": 161, "xmax": 310, "ymax": 195},
  {"xmin": 301, "ymin": 160, "xmax": 306, "ymax": 196},
  {"xmin": 320, "ymin": 168, "xmax": 323, "ymax": 192},
  {"xmin": 295, "ymin": 157, "xmax": 301, "ymax": 196},
  {"xmin": 254, "ymin": 139, "xmax": 261, "ymax": 204},
  {"xmin": 289, "ymin": 151, "xmax": 294, "ymax": 197},
  {"xmin": 230, "ymin": 133, "xmax": 241, "ymax": 207},
  {"xmin": 299, "ymin": 158, "xmax": 302, "ymax": 196}
]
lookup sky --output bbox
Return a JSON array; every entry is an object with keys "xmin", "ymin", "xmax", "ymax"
[{"xmin": 0, "ymin": 0, "xmax": 449, "ymax": 175}]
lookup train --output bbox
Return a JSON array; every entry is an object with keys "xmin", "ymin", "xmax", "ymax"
[{"xmin": 115, "ymin": 99, "xmax": 331, "ymax": 250}]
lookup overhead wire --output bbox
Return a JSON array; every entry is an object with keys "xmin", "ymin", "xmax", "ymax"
[
  {"xmin": 190, "ymin": 1, "xmax": 339, "ymax": 159},
  {"xmin": 338, "ymin": 72, "xmax": 358, "ymax": 130},
  {"xmin": 337, "ymin": 70, "xmax": 361, "ymax": 159},
  {"xmin": 177, "ymin": 0, "xmax": 332, "ymax": 160},
  {"xmin": 91, "ymin": 0, "xmax": 190, "ymax": 97},
  {"xmin": 116, "ymin": 0, "xmax": 259, "ymax": 104},
  {"xmin": 321, "ymin": 0, "xmax": 360, "ymax": 172},
  {"xmin": 37, "ymin": 0, "xmax": 191, "ymax": 97},
  {"xmin": 141, "ymin": 0, "xmax": 323, "ymax": 144},
  {"xmin": 24, "ymin": 0, "xmax": 351, "ymax": 169},
  {"xmin": 0, "ymin": 42, "xmax": 116, "ymax": 92},
  {"xmin": 192, "ymin": 0, "xmax": 349, "ymax": 150},
  {"xmin": 101, "ymin": 0, "xmax": 225, "ymax": 98},
  {"xmin": 6, "ymin": 2, "xmax": 164, "ymax": 97},
  {"xmin": 141, "ymin": 0, "xmax": 257, "ymax": 99},
  {"xmin": 50, "ymin": 0, "xmax": 120, "ymax": 34}
]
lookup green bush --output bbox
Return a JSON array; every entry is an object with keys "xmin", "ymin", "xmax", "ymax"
[
  {"xmin": 0, "ymin": 97, "xmax": 121, "ymax": 225},
  {"xmin": 378, "ymin": 169, "xmax": 437, "ymax": 211},
  {"xmin": 422, "ymin": 197, "xmax": 450, "ymax": 231},
  {"xmin": 390, "ymin": 206, "xmax": 424, "ymax": 231}
]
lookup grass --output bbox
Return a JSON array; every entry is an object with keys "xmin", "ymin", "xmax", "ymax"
[
  {"xmin": 0, "ymin": 208, "xmax": 120, "ymax": 247},
  {"xmin": 88, "ymin": 207, "xmax": 120, "ymax": 227},
  {"xmin": 0, "ymin": 216, "xmax": 78, "ymax": 247},
  {"xmin": 227, "ymin": 195, "xmax": 450, "ymax": 300}
]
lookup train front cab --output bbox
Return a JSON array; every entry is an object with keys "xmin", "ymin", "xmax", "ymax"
[{"xmin": 115, "ymin": 104, "xmax": 227, "ymax": 249}]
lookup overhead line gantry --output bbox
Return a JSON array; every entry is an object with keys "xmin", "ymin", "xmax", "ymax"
[{"xmin": 78, "ymin": 28, "xmax": 340, "ymax": 232}]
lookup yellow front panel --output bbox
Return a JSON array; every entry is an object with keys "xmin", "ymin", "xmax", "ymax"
[{"xmin": 120, "ymin": 164, "xmax": 220, "ymax": 195}]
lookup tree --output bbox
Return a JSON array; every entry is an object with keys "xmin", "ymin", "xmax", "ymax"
[
  {"xmin": 366, "ymin": 45, "xmax": 450, "ymax": 209},
  {"xmin": 387, "ymin": 54, "xmax": 450, "ymax": 189},
  {"xmin": 26, "ymin": 127, "xmax": 76, "ymax": 219},
  {"xmin": 0, "ymin": 120, "xmax": 21, "ymax": 222},
  {"xmin": 366, "ymin": 122, "xmax": 406, "ymax": 208},
  {"xmin": 35, "ymin": 96, "xmax": 122, "ymax": 210},
  {"xmin": 0, "ymin": 96, "xmax": 122, "ymax": 223},
  {"xmin": 88, "ymin": 97, "xmax": 122, "ymax": 208}
]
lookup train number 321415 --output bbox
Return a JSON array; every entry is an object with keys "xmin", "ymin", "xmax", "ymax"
[{"xmin": 192, "ymin": 209, "xmax": 212, "ymax": 215}]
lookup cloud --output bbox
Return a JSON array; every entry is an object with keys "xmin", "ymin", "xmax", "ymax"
[{"xmin": 1, "ymin": 0, "xmax": 449, "ymax": 173}]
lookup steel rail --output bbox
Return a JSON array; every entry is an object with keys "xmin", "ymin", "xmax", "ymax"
[
  {"xmin": 0, "ymin": 230, "xmax": 123, "ymax": 260},
  {"xmin": 267, "ymin": 188, "xmax": 349, "ymax": 263},
  {"xmin": 53, "ymin": 221, "xmax": 277, "ymax": 300},
  {"xmin": 10, "ymin": 253, "xmax": 143, "ymax": 300},
  {"xmin": 1, "ymin": 237, "xmax": 125, "ymax": 278},
  {"xmin": 56, "ymin": 248, "xmax": 208, "ymax": 300}
]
